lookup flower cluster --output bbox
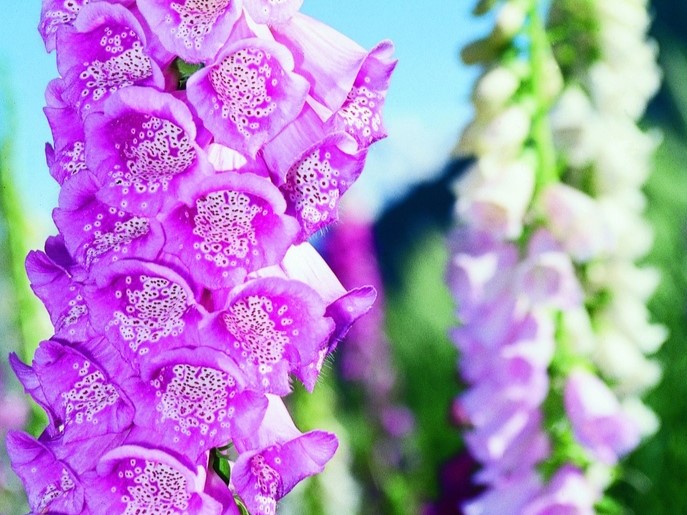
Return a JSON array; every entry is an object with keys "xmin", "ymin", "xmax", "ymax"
[
  {"xmin": 8, "ymin": 2, "xmax": 395, "ymax": 513},
  {"xmin": 548, "ymin": 0, "xmax": 664, "ymax": 422},
  {"xmin": 447, "ymin": 0, "xmax": 663, "ymax": 512}
]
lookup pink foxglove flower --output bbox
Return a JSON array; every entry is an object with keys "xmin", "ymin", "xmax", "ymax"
[
  {"xmin": 564, "ymin": 369, "xmax": 641, "ymax": 465},
  {"xmin": 9, "ymin": 2, "xmax": 395, "ymax": 513}
]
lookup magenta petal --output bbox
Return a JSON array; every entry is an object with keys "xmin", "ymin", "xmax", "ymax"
[
  {"xmin": 324, "ymin": 286, "xmax": 376, "ymax": 350},
  {"xmin": 84, "ymin": 87, "xmax": 211, "ymax": 216},
  {"xmin": 206, "ymin": 277, "xmax": 334, "ymax": 394},
  {"xmin": 30, "ymin": 340, "xmax": 135, "ymax": 443},
  {"xmin": 6, "ymin": 431, "xmax": 85, "ymax": 514},
  {"xmin": 86, "ymin": 445, "xmax": 223, "ymax": 514},
  {"xmin": 232, "ymin": 394, "xmax": 299, "ymax": 452},
  {"xmin": 54, "ymin": 172, "xmax": 165, "ymax": 271},
  {"xmin": 137, "ymin": 0, "xmax": 242, "ymax": 64},
  {"xmin": 39, "ymin": 0, "xmax": 135, "ymax": 52},
  {"xmin": 564, "ymin": 370, "xmax": 641, "ymax": 464},
  {"xmin": 271, "ymin": 13, "xmax": 368, "ymax": 114},
  {"xmin": 232, "ymin": 430, "xmax": 338, "ymax": 515},
  {"xmin": 83, "ymin": 260, "xmax": 205, "ymax": 368},
  {"xmin": 292, "ymin": 284, "xmax": 377, "ymax": 393},
  {"xmin": 187, "ymin": 37, "xmax": 309, "ymax": 157},
  {"xmin": 25, "ymin": 247, "xmax": 92, "ymax": 343},
  {"xmin": 243, "ymin": 0, "xmax": 303, "ymax": 25},
  {"xmin": 44, "ymin": 100, "xmax": 87, "ymax": 185},
  {"xmin": 280, "ymin": 132, "xmax": 367, "ymax": 237},
  {"xmin": 56, "ymin": 2, "xmax": 164, "ymax": 116},
  {"xmin": 121, "ymin": 347, "xmax": 259, "ymax": 460},
  {"xmin": 334, "ymin": 41, "xmax": 397, "ymax": 149},
  {"xmin": 261, "ymin": 103, "xmax": 327, "ymax": 185},
  {"xmin": 9, "ymin": 354, "xmax": 54, "ymax": 429},
  {"xmin": 161, "ymin": 172, "xmax": 300, "ymax": 290}
]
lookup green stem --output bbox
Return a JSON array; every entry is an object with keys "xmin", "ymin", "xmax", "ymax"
[{"xmin": 528, "ymin": 2, "xmax": 558, "ymax": 192}]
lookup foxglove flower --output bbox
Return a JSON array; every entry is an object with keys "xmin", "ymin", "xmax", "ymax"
[
  {"xmin": 10, "ymin": 1, "xmax": 395, "ymax": 512},
  {"xmin": 448, "ymin": 0, "xmax": 662, "ymax": 511}
]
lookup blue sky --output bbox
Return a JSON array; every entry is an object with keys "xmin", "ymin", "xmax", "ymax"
[{"xmin": 0, "ymin": 1, "xmax": 487, "ymax": 246}]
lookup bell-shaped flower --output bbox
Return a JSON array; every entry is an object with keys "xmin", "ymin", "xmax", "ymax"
[
  {"xmin": 39, "ymin": 0, "xmax": 135, "ymax": 52},
  {"xmin": 205, "ymin": 276, "xmax": 334, "ymax": 395},
  {"xmin": 231, "ymin": 396, "xmax": 338, "ymax": 515},
  {"xmin": 564, "ymin": 369, "xmax": 641, "ymax": 464},
  {"xmin": 56, "ymin": 3, "xmax": 164, "ymax": 116},
  {"xmin": 44, "ymin": 78, "xmax": 88, "ymax": 185},
  {"xmin": 454, "ymin": 155, "xmax": 535, "ymax": 240},
  {"xmin": 10, "ymin": 339, "xmax": 134, "ymax": 444},
  {"xmin": 161, "ymin": 172, "xmax": 300, "ymax": 290},
  {"xmin": 521, "ymin": 465, "xmax": 599, "ymax": 515},
  {"xmin": 137, "ymin": 0, "xmax": 242, "ymax": 64},
  {"xmin": 515, "ymin": 230, "xmax": 584, "ymax": 312},
  {"xmin": 6, "ymin": 431, "xmax": 86, "ymax": 514},
  {"xmin": 265, "ymin": 242, "xmax": 377, "ymax": 363},
  {"xmin": 446, "ymin": 228, "xmax": 519, "ymax": 324},
  {"xmin": 84, "ymin": 87, "xmax": 212, "ymax": 216},
  {"xmin": 121, "ymin": 347, "xmax": 267, "ymax": 461},
  {"xmin": 83, "ymin": 444, "xmax": 223, "ymax": 514},
  {"xmin": 331, "ymin": 41, "xmax": 397, "ymax": 149},
  {"xmin": 54, "ymin": 172, "xmax": 165, "ymax": 272},
  {"xmin": 84, "ymin": 260, "xmax": 206, "ymax": 368},
  {"xmin": 279, "ymin": 132, "xmax": 367, "ymax": 237},
  {"xmin": 540, "ymin": 183, "xmax": 614, "ymax": 262},
  {"xmin": 187, "ymin": 36, "xmax": 309, "ymax": 157},
  {"xmin": 25, "ymin": 237, "xmax": 93, "ymax": 343}
]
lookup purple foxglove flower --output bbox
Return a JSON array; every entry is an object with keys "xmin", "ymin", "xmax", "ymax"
[
  {"xmin": 467, "ymin": 409, "xmax": 550, "ymax": 485},
  {"xmin": 84, "ymin": 260, "xmax": 206, "ymax": 367},
  {"xmin": 515, "ymin": 229, "xmax": 584, "ymax": 311},
  {"xmin": 258, "ymin": 242, "xmax": 377, "ymax": 364},
  {"xmin": 446, "ymin": 228, "xmax": 519, "ymax": 324},
  {"xmin": 6, "ymin": 431, "xmax": 85, "ymax": 514},
  {"xmin": 161, "ymin": 172, "xmax": 300, "ymax": 289},
  {"xmin": 333, "ymin": 41, "xmax": 397, "ymax": 149},
  {"xmin": 137, "ymin": 0, "xmax": 242, "ymax": 64},
  {"xmin": 231, "ymin": 396, "xmax": 338, "ymax": 514},
  {"xmin": 186, "ymin": 36, "xmax": 309, "ymax": 157},
  {"xmin": 232, "ymin": 430, "xmax": 337, "ymax": 515},
  {"xmin": 10, "ymin": 340, "xmax": 134, "ymax": 444},
  {"xmin": 280, "ymin": 132, "xmax": 367, "ymax": 237},
  {"xmin": 541, "ymin": 183, "xmax": 613, "ymax": 262},
  {"xmin": 84, "ymin": 445, "xmax": 223, "ymax": 514},
  {"xmin": 521, "ymin": 465, "xmax": 599, "ymax": 515},
  {"xmin": 83, "ymin": 87, "xmax": 212, "ymax": 216},
  {"xmin": 564, "ymin": 369, "xmax": 641, "ymax": 464},
  {"xmin": 56, "ymin": 3, "xmax": 164, "ymax": 116},
  {"xmin": 54, "ymin": 171, "xmax": 166, "ymax": 272},
  {"xmin": 205, "ymin": 276, "xmax": 334, "ymax": 395},
  {"xmin": 243, "ymin": 0, "xmax": 303, "ymax": 25},
  {"xmin": 121, "ymin": 347, "xmax": 267, "ymax": 460},
  {"xmin": 39, "ymin": 0, "xmax": 135, "ymax": 52},
  {"xmin": 17, "ymin": 0, "xmax": 394, "ymax": 507}
]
